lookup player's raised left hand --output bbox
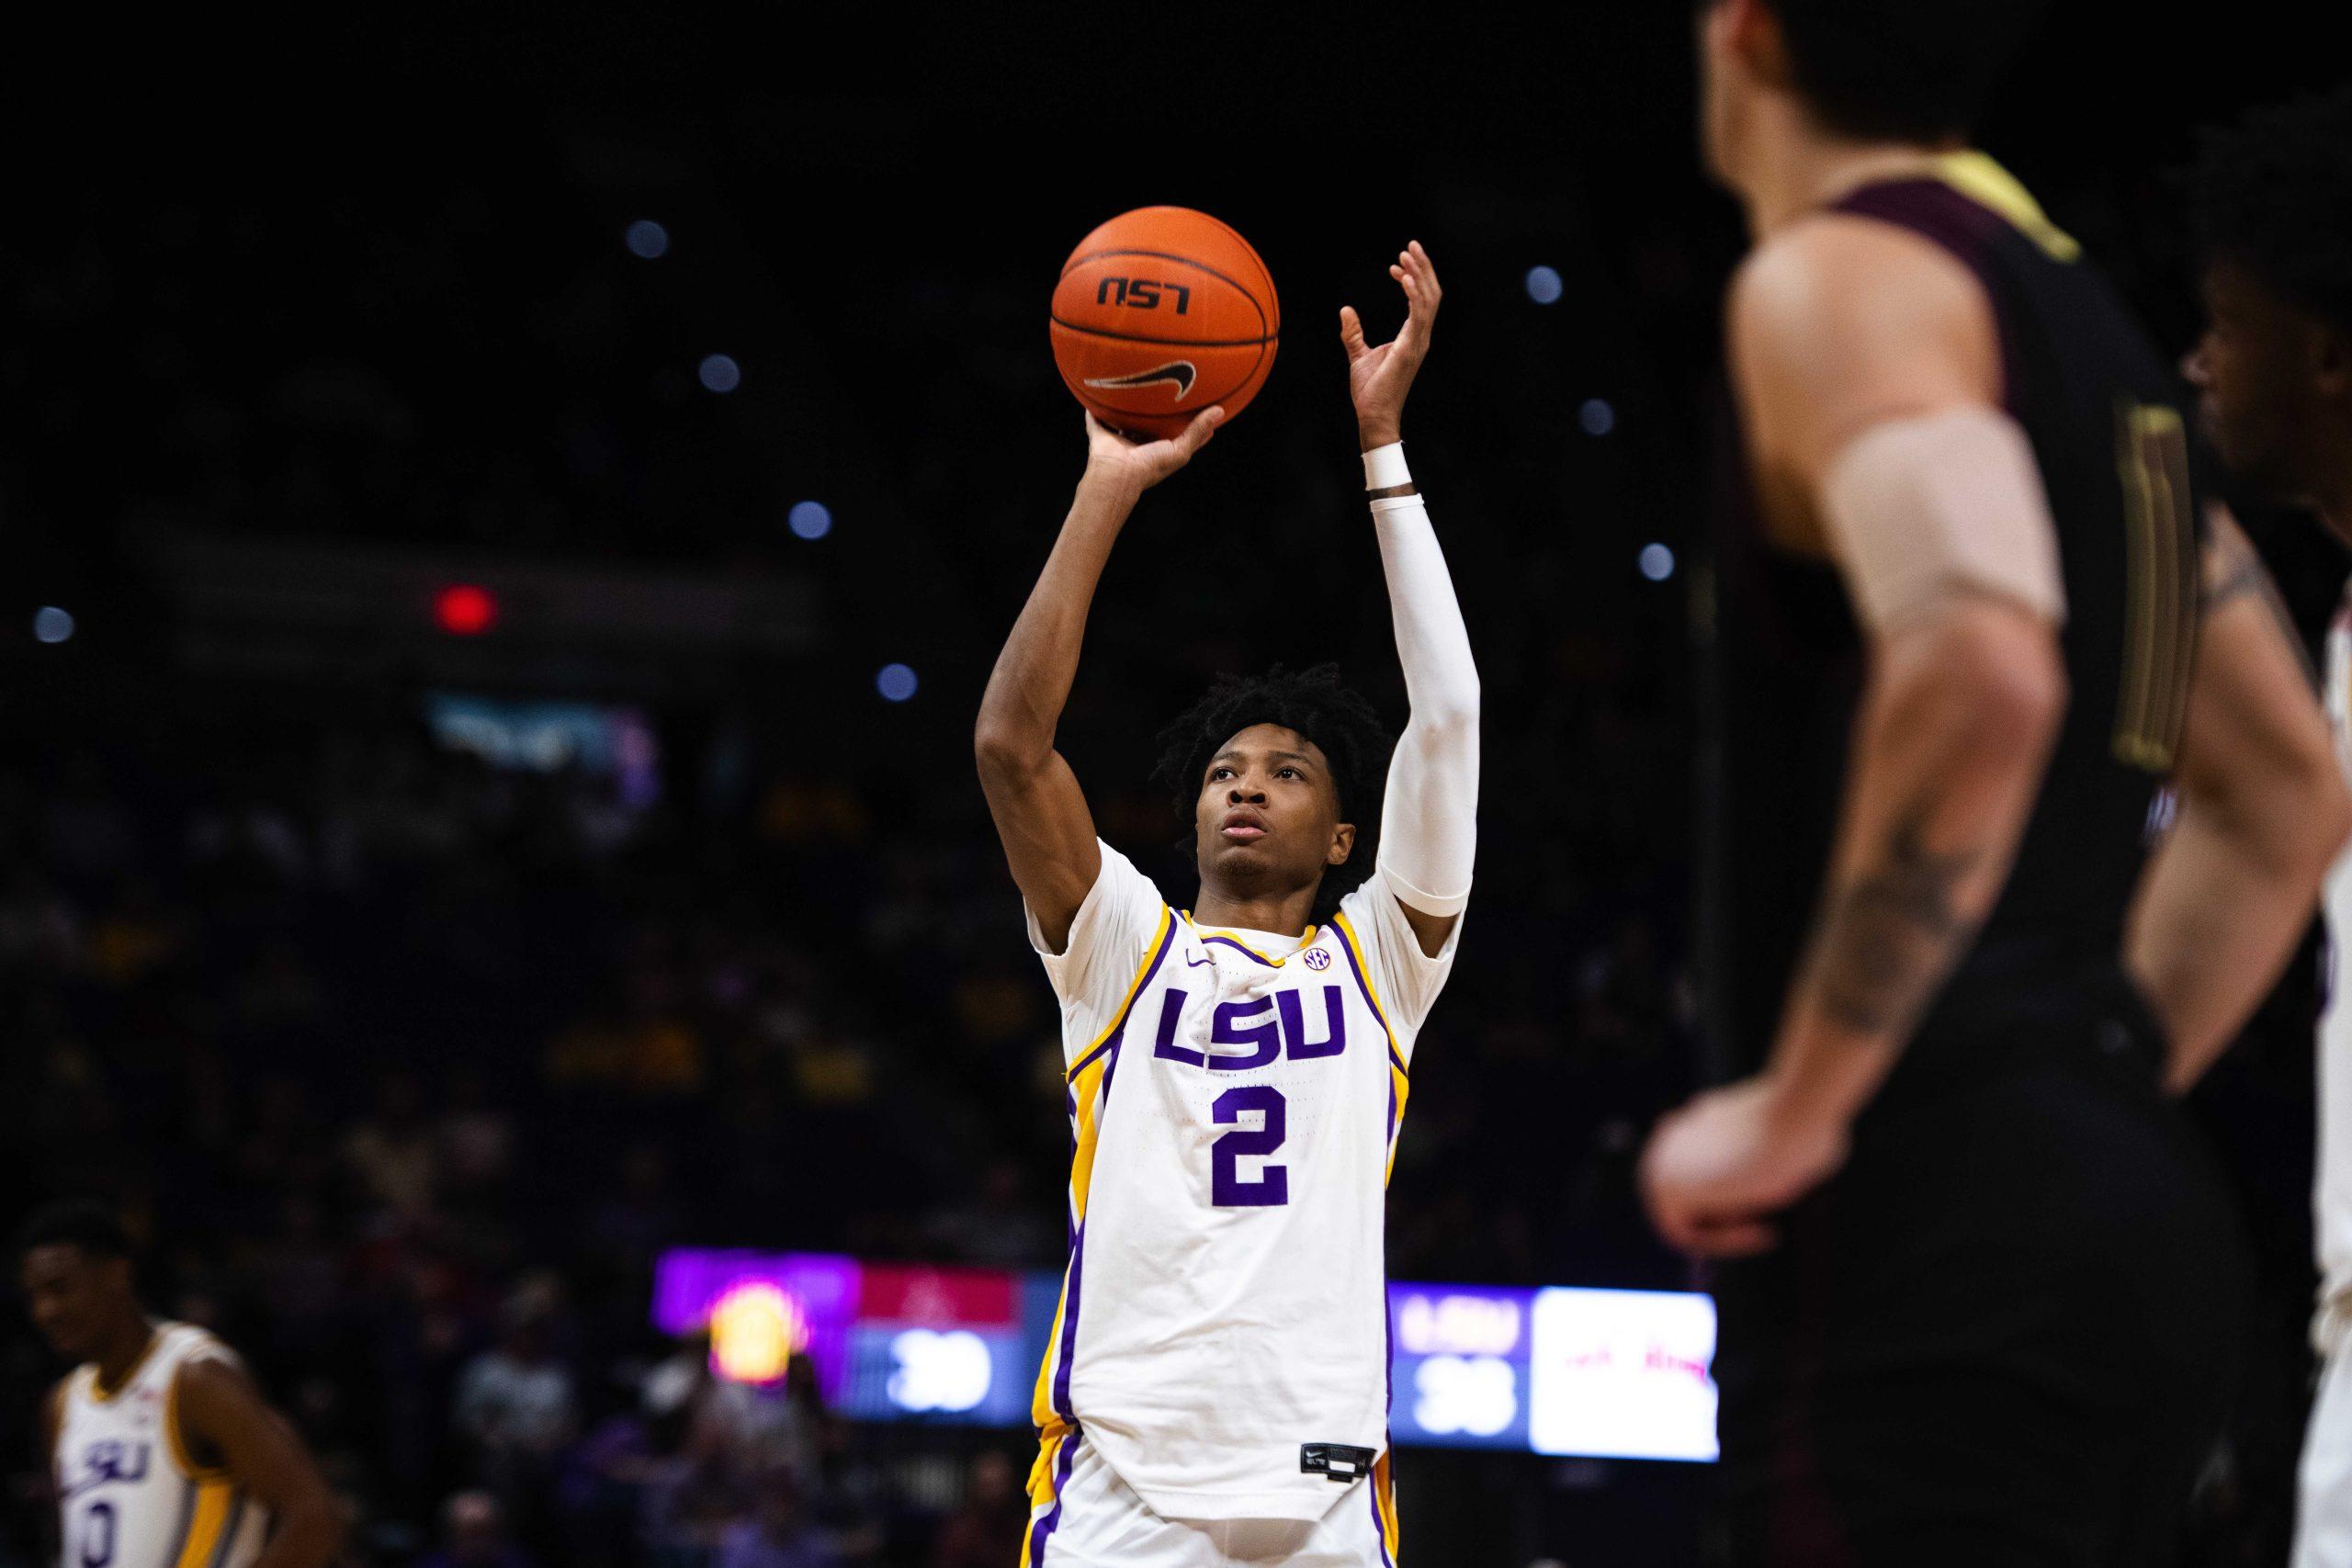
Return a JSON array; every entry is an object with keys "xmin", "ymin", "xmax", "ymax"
[
  {"xmin": 1342, "ymin": 242, "xmax": 1441, "ymax": 451},
  {"xmin": 1638, "ymin": 1077, "xmax": 1850, "ymax": 1258},
  {"xmin": 1080, "ymin": 407, "xmax": 1224, "ymax": 495}
]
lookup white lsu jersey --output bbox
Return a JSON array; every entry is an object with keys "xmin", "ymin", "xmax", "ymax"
[
  {"xmin": 53, "ymin": 1323, "xmax": 269, "ymax": 1568},
  {"xmin": 1021, "ymin": 840, "xmax": 1457, "ymax": 1548},
  {"xmin": 2318, "ymin": 592, "xmax": 2352, "ymax": 1337}
]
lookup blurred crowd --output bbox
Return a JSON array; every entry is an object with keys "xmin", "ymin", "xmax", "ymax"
[
  {"xmin": 11, "ymin": 57, "xmax": 2331, "ymax": 1567},
  {"xmin": 0, "ymin": 693, "xmax": 1697, "ymax": 1565}
]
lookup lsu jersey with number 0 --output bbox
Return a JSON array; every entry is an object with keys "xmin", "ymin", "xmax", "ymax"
[
  {"xmin": 1023, "ymin": 840, "xmax": 1458, "ymax": 1537},
  {"xmin": 53, "ymin": 1322, "xmax": 269, "ymax": 1568}
]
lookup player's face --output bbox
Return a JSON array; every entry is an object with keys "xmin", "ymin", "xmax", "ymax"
[
  {"xmin": 2187, "ymin": 262, "xmax": 2330, "ymax": 502},
  {"xmin": 19, "ymin": 1245, "xmax": 125, "ymax": 1362},
  {"xmin": 1192, "ymin": 725, "xmax": 1352, "ymax": 897}
]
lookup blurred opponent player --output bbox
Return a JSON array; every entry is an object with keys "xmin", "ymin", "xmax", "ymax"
[
  {"xmin": 976, "ymin": 244, "xmax": 1476, "ymax": 1567},
  {"xmin": 2180, "ymin": 86, "xmax": 2352, "ymax": 1568},
  {"xmin": 1642, "ymin": 3, "xmax": 2352, "ymax": 1562},
  {"xmin": 22, "ymin": 1201, "xmax": 346, "ymax": 1568}
]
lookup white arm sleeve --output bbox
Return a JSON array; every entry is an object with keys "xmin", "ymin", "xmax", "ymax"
[{"xmin": 1371, "ymin": 492, "xmax": 1480, "ymax": 918}]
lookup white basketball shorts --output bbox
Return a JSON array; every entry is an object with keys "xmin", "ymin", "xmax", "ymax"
[{"xmin": 1022, "ymin": 1427, "xmax": 1398, "ymax": 1568}]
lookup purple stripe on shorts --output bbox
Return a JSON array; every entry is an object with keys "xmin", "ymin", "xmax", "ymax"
[
  {"xmin": 1371, "ymin": 1466, "xmax": 1396, "ymax": 1568},
  {"xmin": 1027, "ymin": 1426, "xmax": 1081, "ymax": 1565}
]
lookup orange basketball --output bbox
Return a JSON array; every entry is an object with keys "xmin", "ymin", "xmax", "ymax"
[{"xmin": 1050, "ymin": 207, "xmax": 1279, "ymax": 440}]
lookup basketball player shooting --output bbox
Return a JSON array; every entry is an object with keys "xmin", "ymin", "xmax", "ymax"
[
  {"xmin": 1642, "ymin": 2, "xmax": 2351, "ymax": 1562},
  {"xmin": 976, "ymin": 243, "xmax": 1475, "ymax": 1568},
  {"xmin": 22, "ymin": 1201, "xmax": 346, "ymax": 1568},
  {"xmin": 2179, "ymin": 85, "xmax": 2352, "ymax": 1568}
]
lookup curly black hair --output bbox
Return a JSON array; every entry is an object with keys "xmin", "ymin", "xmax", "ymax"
[
  {"xmin": 1150, "ymin": 663, "xmax": 1393, "ymax": 923},
  {"xmin": 2193, "ymin": 86, "xmax": 2352, "ymax": 337}
]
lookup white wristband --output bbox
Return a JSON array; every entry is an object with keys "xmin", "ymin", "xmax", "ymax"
[{"xmin": 1363, "ymin": 442, "xmax": 1411, "ymax": 491}]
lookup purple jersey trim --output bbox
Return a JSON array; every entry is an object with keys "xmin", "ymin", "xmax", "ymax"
[
  {"xmin": 1050, "ymin": 1223, "xmax": 1090, "ymax": 1421},
  {"xmin": 1199, "ymin": 933, "xmax": 1288, "ymax": 966},
  {"xmin": 1049, "ymin": 919, "xmax": 1174, "ymax": 1421},
  {"xmin": 1025, "ymin": 1425, "xmax": 1081, "ymax": 1564},
  {"xmin": 1330, "ymin": 919, "xmax": 1408, "ymax": 1077},
  {"xmin": 1064, "ymin": 911, "xmax": 1175, "ymax": 1081}
]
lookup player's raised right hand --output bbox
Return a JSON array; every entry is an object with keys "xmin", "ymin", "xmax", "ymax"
[{"xmin": 1082, "ymin": 407, "xmax": 1223, "ymax": 493}]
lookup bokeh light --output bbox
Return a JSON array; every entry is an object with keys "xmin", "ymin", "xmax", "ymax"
[
  {"xmin": 625, "ymin": 220, "xmax": 670, "ymax": 259},
  {"xmin": 435, "ymin": 584, "xmax": 498, "ymax": 636},
  {"xmin": 32, "ymin": 606, "xmax": 74, "ymax": 644},
  {"xmin": 788, "ymin": 501, "xmax": 833, "ymax": 540},
  {"xmin": 1580, "ymin": 399, "xmax": 1616, "ymax": 436},
  {"xmin": 876, "ymin": 663, "xmax": 919, "ymax": 703},
  {"xmin": 698, "ymin": 355, "xmax": 741, "ymax": 393},
  {"xmin": 707, "ymin": 1281, "xmax": 808, "ymax": 1385},
  {"xmin": 1524, "ymin": 265, "xmax": 1565, "ymax": 305},
  {"xmin": 1639, "ymin": 544, "xmax": 1676, "ymax": 582}
]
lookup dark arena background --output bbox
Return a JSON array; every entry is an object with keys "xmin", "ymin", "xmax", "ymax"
[{"xmin": 5, "ymin": 16, "xmax": 2346, "ymax": 1567}]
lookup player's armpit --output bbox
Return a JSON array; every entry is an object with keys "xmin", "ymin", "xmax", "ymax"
[
  {"xmin": 173, "ymin": 1359, "xmax": 347, "ymax": 1568},
  {"xmin": 1393, "ymin": 898, "xmax": 1458, "ymax": 958},
  {"xmin": 1380, "ymin": 865, "xmax": 1463, "ymax": 960}
]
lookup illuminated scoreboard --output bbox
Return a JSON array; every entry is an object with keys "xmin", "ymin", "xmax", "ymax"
[
  {"xmin": 652, "ymin": 1251, "xmax": 1045, "ymax": 1425},
  {"xmin": 1387, "ymin": 1283, "xmax": 1535, "ymax": 1450},
  {"xmin": 654, "ymin": 1251, "xmax": 1716, "ymax": 1461},
  {"xmin": 1527, "ymin": 1288, "xmax": 1718, "ymax": 1462},
  {"xmin": 837, "ymin": 1262, "xmax": 1037, "ymax": 1426}
]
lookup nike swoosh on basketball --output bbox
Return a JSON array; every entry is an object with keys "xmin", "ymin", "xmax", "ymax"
[{"xmin": 1082, "ymin": 361, "xmax": 1197, "ymax": 399}]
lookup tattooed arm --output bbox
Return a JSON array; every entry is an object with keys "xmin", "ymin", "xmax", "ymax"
[
  {"xmin": 1641, "ymin": 216, "xmax": 2070, "ymax": 1257},
  {"xmin": 1640, "ymin": 595, "xmax": 2065, "ymax": 1256},
  {"xmin": 1768, "ymin": 598, "xmax": 2066, "ymax": 1106},
  {"xmin": 2125, "ymin": 506, "xmax": 2348, "ymax": 1091}
]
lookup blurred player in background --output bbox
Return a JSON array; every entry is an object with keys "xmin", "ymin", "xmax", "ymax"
[
  {"xmin": 23, "ymin": 1201, "xmax": 346, "ymax": 1568},
  {"xmin": 975, "ymin": 243, "xmax": 1476, "ymax": 1566},
  {"xmin": 2181, "ymin": 85, "xmax": 2352, "ymax": 1568},
  {"xmin": 1644, "ymin": 2, "xmax": 2352, "ymax": 1562}
]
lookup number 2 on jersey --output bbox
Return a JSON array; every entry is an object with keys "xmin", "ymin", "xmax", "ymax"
[{"xmin": 1211, "ymin": 1086, "xmax": 1288, "ymax": 1206}]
